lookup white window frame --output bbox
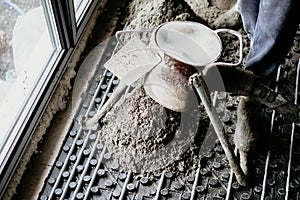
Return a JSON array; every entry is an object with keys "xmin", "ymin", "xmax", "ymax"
[{"xmin": 0, "ymin": 0, "xmax": 100, "ymax": 198}]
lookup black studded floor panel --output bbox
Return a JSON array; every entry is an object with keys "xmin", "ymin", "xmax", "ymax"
[{"xmin": 39, "ymin": 28, "xmax": 300, "ymax": 200}]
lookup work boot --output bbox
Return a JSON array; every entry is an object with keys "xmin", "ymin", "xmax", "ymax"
[{"xmin": 234, "ymin": 96, "xmax": 270, "ymax": 177}]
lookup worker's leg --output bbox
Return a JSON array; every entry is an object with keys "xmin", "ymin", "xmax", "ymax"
[
  {"xmin": 239, "ymin": 0, "xmax": 259, "ymax": 41},
  {"xmin": 242, "ymin": 0, "xmax": 300, "ymax": 79},
  {"xmin": 235, "ymin": 0, "xmax": 300, "ymax": 177}
]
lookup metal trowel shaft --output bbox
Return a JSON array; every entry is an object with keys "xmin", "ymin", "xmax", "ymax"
[{"xmin": 190, "ymin": 74, "xmax": 248, "ymax": 186}]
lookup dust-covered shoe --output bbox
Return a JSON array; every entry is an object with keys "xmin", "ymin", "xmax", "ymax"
[{"xmin": 234, "ymin": 96, "xmax": 270, "ymax": 177}]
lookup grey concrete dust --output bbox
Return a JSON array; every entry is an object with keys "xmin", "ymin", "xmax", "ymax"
[
  {"xmin": 185, "ymin": 0, "xmax": 222, "ymax": 27},
  {"xmin": 99, "ymin": 86, "xmax": 209, "ymax": 176},
  {"xmin": 186, "ymin": 0, "xmax": 242, "ymax": 29},
  {"xmin": 125, "ymin": 0, "xmax": 205, "ymax": 30}
]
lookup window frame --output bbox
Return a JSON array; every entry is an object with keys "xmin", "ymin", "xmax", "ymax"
[{"xmin": 0, "ymin": 0, "xmax": 100, "ymax": 198}]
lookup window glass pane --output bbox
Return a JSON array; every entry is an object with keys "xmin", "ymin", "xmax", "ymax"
[
  {"xmin": 0, "ymin": 1, "xmax": 60, "ymax": 165},
  {"xmin": 73, "ymin": 0, "xmax": 91, "ymax": 24}
]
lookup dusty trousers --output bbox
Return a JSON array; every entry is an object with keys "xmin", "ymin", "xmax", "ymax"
[{"xmin": 239, "ymin": 0, "xmax": 300, "ymax": 79}]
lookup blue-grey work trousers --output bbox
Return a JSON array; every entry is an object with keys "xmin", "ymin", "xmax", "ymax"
[{"xmin": 239, "ymin": 0, "xmax": 300, "ymax": 79}]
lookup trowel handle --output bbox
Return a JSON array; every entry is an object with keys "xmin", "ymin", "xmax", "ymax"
[{"xmin": 206, "ymin": 29, "xmax": 243, "ymax": 71}]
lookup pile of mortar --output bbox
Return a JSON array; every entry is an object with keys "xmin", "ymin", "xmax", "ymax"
[{"xmin": 98, "ymin": 86, "xmax": 210, "ymax": 176}]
